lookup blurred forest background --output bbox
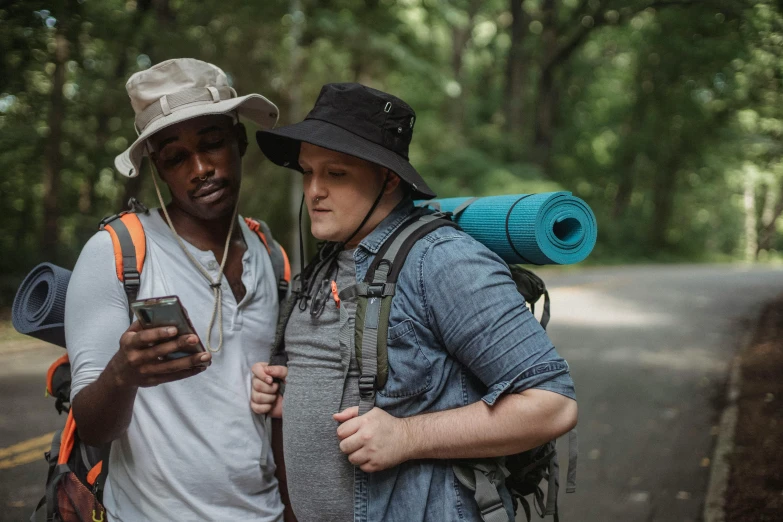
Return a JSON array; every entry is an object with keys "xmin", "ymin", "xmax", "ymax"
[{"xmin": 1, "ymin": 0, "xmax": 783, "ymax": 306}]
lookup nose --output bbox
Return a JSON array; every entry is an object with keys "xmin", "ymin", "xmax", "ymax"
[
  {"xmin": 191, "ymin": 152, "xmax": 214, "ymax": 182},
  {"xmin": 304, "ymin": 170, "xmax": 327, "ymax": 203}
]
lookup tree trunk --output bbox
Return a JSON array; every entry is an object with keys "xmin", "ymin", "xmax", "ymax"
[
  {"xmin": 744, "ymin": 174, "xmax": 757, "ymax": 261},
  {"xmin": 289, "ymin": 0, "xmax": 305, "ymax": 271},
  {"xmin": 42, "ymin": 23, "xmax": 70, "ymax": 259},
  {"xmin": 504, "ymin": 0, "xmax": 529, "ymax": 136},
  {"xmin": 612, "ymin": 90, "xmax": 649, "ymax": 218},
  {"xmin": 118, "ymin": 0, "xmax": 167, "ymax": 208},
  {"xmin": 79, "ymin": 114, "xmax": 109, "ymax": 214},
  {"xmin": 532, "ymin": 0, "xmax": 558, "ymax": 173},
  {"xmin": 448, "ymin": 0, "xmax": 482, "ymax": 131},
  {"xmin": 613, "ymin": 170, "xmax": 635, "ymax": 219},
  {"xmin": 756, "ymin": 181, "xmax": 783, "ymax": 256},
  {"xmin": 649, "ymin": 162, "xmax": 678, "ymax": 250}
]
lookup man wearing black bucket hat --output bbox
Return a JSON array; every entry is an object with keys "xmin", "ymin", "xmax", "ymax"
[{"xmin": 251, "ymin": 83, "xmax": 578, "ymax": 522}]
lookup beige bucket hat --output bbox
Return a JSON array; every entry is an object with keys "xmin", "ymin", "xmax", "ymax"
[{"xmin": 114, "ymin": 58, "xmax": 279, "ymax": 177}]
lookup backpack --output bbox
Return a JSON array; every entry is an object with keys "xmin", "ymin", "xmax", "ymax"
[
  {"xmin": 270, "ymin": 208, "xmax": 575, "ymax": 522},
  {"xmin": 32, "ymin": 199, "xmax": 290, "ymax": 522}
]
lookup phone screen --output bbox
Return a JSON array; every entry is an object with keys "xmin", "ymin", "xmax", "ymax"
[{"xmin": 130, "ymin": 296, "xmax": 205, "ymax": 358}]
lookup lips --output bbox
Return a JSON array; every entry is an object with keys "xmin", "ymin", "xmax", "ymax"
[
  {"xmin": 197, "ymin": 186, "xmax": 229, "ymax": 204},
  {"xmin": 192, "ymin": 181, "xmax": 229, "ymax": 201}
]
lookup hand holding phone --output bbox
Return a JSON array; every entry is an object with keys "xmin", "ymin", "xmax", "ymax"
[
  {"xmin": 131, "ymin": 296, "xmax": 206, "ymax": 359},
  {"xmin": 112, "ymin": 296, "xmax": 210, "ymax": 389}
]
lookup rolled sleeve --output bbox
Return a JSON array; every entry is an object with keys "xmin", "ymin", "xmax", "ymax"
[
  {"xmin": 420, "ymin": 233, "xmax": 576, "ymax": 404},
  {"xmin": 482, "ymin": 360, "xmax": 573, "ymax": 405}
]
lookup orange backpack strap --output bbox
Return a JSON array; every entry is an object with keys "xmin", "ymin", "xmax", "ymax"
[
  {"xmin": 58, "ymin": 410, "xmax": 78, "ymax": 465},
  {"xmin": 46, "ymin": 354, "xmax": 69, "ymax": 397},
  {"xmin": 100, "ymin": 212, "xmax": 146, "ymax": 307},
  {"xmin": 243, "ymin": 217, "xmax": 291, "ymax": 302},
  {"xmin": 86, "ymin": 460, "xmax": 104, "ymax": 486}
]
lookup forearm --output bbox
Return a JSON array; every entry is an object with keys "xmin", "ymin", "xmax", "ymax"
[
  {"xmin": 72, "ymin": 355, "xmax": 138, "ymax": 446},
  {"xmin": 403, "ymin": 389, "xmax": 577, "ymax": 461}
]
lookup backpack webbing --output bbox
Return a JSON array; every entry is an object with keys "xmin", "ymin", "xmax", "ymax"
[
  {"xmin": 244, "ymin": 217, "xmax": 291, "ymax": 304},
  {"xmin": 338, "ymin": 213, "xmax": 458, "ymax": 415},
  {"xmin": 101, "ymin": 212, "xmax": 146, "ymax": 320}
]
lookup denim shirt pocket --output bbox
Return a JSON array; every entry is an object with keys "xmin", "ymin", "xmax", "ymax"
[{"xmin": 378, "ymin": 319, "xmax": 433, "ymax": 398}]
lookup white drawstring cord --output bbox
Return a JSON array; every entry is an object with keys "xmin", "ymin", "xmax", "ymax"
[{"xmin": 150, "ymin": 166, "xmax": 238, "ymax": 353}]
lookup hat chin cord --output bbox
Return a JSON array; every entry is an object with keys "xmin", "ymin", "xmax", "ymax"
[
  {"xmin": 150, "ymin": 162, "xmax": 238, "ymax": 353},
  {"xmin": 296, "ymin": 175, "xmax": 390, "ymax": 315}
]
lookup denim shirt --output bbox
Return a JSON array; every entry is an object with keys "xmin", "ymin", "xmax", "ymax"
[{"xmin": 348, "ymin": 200, "xmax": 575, "ymax": 522}]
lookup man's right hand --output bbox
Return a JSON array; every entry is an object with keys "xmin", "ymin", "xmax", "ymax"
[{"xmin": 108, "ymin": 320, "xmax": 212, "ymax": 388}]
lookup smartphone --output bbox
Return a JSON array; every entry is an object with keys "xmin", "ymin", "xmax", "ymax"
[{"xmin": 130, "ymin": 296, "xmax": 206, "ymax": 359}]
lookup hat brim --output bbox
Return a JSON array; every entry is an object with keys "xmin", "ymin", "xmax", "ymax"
[
  {"xmin": 256, "ymin": 119, "xmax": 436, "ymax": 200},
  {"xmin": 115, "ymin": 93, "xmax": 279, "ymax": 178}
]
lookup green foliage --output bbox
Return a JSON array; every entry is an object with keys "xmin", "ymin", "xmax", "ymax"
[{"xmin": 1, "ymin": 0, "xmax": 782, "ymax": 306}]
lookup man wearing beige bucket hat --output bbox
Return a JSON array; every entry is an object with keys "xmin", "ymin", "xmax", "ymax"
[{"xmin": 64, "ymin": 58, "xmax": 291, "ymax": 521}]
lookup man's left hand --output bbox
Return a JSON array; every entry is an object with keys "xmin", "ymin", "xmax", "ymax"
[{"xmin": 334, "ymin": 407, "xmax": 412, "ymax": 472}]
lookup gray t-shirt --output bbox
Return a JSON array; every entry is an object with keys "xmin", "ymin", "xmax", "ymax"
[{"xmin": 283, "ymin": 249, "xmax": 361, "ymax": 522}]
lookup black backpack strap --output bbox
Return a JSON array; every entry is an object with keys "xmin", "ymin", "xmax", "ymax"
[
  {"xmin": 93, "ymin": 443, "xmax": 111, "ymax": 502},
  {"xmin": 509, "ymin": 265, "xmax": 550, "ymax": 330},
  {"xmin": 269, "ymin": 288, "xmax": 297, "ymax": 369},
  {"xmin": 566, "ymin": 428, "xmax": 578, "ymax": 493}
]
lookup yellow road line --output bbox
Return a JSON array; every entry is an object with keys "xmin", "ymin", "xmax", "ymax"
[
  {"xmin": 0, "ymin": 447, "xmax": 50, "ymax": 469},
  {"xmin": 0, "ymin": 432, "xmax": 54, "ymax": 460}
]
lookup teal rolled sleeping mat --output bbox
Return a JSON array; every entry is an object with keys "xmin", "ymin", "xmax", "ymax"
[{"xmin": 419, "ymin": 192, "xmax": 597, "ymax": 265}]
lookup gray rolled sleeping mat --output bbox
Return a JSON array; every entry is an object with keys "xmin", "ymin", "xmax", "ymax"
[{"xmin": 12, "ymin": 263, "xmax": 72, "ymax": 349}]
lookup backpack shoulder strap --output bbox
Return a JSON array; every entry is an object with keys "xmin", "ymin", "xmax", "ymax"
[
  {"xmin": 243, "ymin": 217, "xmax": 293, "ymax": 370},
  {"xmin": 339, "ymin": 213, "xmax": 459, "ymax": 416},
  {"xmin": 100, "ymin": 212, "xmax": 146, "ymax": 308},
  {"xmin": 243, "ymin": 217, "xmax": 291, "ymax": 304}
]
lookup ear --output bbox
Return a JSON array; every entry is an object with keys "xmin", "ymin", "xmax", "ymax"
[
  {"xmin": 382, "ymin": 169, "xmax": 402, "ymax": 195},
  {"xmin": 235, "ymin": 122, "xmax": 248, "ymax": 157}
]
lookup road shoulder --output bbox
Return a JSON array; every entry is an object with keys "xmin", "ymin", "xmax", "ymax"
[{"xmin": 706, "ymin": 294, "xmax": 783, "ymax": 522}]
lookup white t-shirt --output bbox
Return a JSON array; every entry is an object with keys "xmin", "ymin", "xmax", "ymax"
[{"xmin": 65, "ymin": 210, "xmax": 284, "ymax": 522}]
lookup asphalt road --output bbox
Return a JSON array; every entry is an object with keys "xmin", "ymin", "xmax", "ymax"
[
  {"xmin": 0, "ymin": 341, "xmax": 66, "ymax": 522},
  {"xmin": 549, "ymin": 264, "xmax": 783, "ymax": 522},
  {"xmin": 0, "ymin": 264, "xmax": 781, "ymax": 522}
]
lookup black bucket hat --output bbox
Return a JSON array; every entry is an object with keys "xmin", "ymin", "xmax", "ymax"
[{"xmin": 256, "ymin": 83, "xmax": 436, "ymax": 200}]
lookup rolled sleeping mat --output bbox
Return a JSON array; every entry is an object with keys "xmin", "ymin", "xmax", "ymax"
[
  {"xmin": 419, "ymin": 192, "xmax": 597, "ymax": 265},
  {"xmin": 12, "ymin": 263, "xmax": 72, "ymax": 348}
]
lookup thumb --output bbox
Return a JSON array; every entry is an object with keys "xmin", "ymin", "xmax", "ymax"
[
  {"xmin": 127, "ymin": 320, "xmax": 143, "ymax": 333},
  {"xmin": 333, "ymin": 406, "xmax": 360, "ymax": 422},
  {"xmin": 251, "ymin": 361, "xmax": 270, "ymax": 381},
  {"xmin": 265, "ymin": 365, "xmax": 289, "ymax": 380}
]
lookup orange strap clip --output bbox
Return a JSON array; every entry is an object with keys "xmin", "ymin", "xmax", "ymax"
[{"xmin": 331, "ymin": 281, "xmax": 340, "ymax": 308}]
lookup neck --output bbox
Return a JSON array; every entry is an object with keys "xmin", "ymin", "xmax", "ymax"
[{"xmin": 159, "ymin": 203, "xmax": 240, "ymax": 250}]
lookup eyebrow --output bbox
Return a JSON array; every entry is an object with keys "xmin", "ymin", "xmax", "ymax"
[
  {"xmin": 197, "ymin": 125, "xmax": 224, "ymax": 135},
  {"xmin": 157, "ymin": 136, "xmax": 179, "ymax": 151},
  {"xmin": 157, "ymin": 125, "xmax": 226, "ymax": 152},
  {"xmin": 300, "ymin": 160, "xmax": 355, "ymax": 170}
]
